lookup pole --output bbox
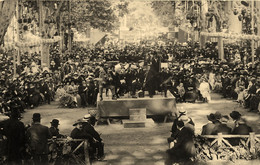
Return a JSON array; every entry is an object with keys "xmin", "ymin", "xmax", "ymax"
[
  {"xmin": 83, "ymin": 140, "xmax": 90, "ymax": 165},
  {"xmin": 38, "ymin": 0, "xmax": 44, "ymax": 67},
  {"xmin": 68, "ymin": 0, "xmax": 72, "ymax": 52},
  {"xmin": 16, "ymin": 0, "xmax": 20, "ymax": 65},
  {"xmin": 251, "ymin": 1, "xmax": 255, "ymax": 68}
]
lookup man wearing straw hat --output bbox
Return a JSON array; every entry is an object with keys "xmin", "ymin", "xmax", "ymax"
[{"xmin": 71, "ymin": 114, "xmax": 104, "ymax": 160}]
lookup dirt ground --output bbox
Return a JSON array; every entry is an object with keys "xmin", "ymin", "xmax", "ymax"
[{"xmin": 21, "ymin": 93, "xmax": 260, "ymax": 165}]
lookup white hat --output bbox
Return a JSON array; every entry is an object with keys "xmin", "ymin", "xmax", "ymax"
[
  {"xmin": 82, "ymin": 114, "xmax": 91, "ymax": 121},
  {"xmin": 178, "ymin": 107, "xmax": 187, "ymax": 115}
]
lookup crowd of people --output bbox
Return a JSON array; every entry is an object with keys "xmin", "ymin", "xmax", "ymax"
[
  {"xmin": 166, "ymin": 108, "xmax": 254, "ymax": 164},
  {"xmin": 0, "ymin": 40, "xmax": 259, "ymax": 116},
  {"xmin": 0, "ymin": 39, "xmax": 259, "ymax": 164},
  {"xmin": 0, "ymin": 110, "xmax": 104, "ymax": 164}
]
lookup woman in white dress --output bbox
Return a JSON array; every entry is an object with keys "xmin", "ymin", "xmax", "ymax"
[
  {"xmin": 208, "ymin": 71, "xmax": 215, "ymax": 91},
  {"xmin": 199, "ymin": 78, "xmax": 211, "ymax": 103}
]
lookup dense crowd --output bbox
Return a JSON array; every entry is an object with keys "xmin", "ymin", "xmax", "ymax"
[
  {"xmin": 0, "ymin": 41, "xmax": 260, "ymax": 117},
  {"xmin": 0, "ymin": 39, "xmax": 260, "ymax": 164}
]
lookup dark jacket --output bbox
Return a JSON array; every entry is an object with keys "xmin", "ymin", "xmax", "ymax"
[
  {"xmin": 27, "ymin": 123, "xmax": 51, "ymax": 154},
  {"xmin": 230, "ymin": 124, "xmax": 253, "ymax": 146},
  {"xmin": 49, "ymin": 126, "xmax": 63, "ymax": 138},
  {"xmin": 1, "ymin": 118, "xmax": 25, "ymax": 161},
  {"xmin": 82, "ymin": 122, "xmax": 102, "ymax": 142},
  {"xmin": 201, "ymin": 122, "xmax": 215, "ymax": 135},
  {"xmin": 70, "ymin": 128, "xmax": 92, "ymax": 139},
  {"xmin": 168, "ymin": 127, "xmax": 195, "ymax": 160},
  {"xmin": 211, "ymin": 121, "xmax": 232, "ymax": 135},
  {"xmin": 232, "ymin": 124, "xmax": 252, "ymax": 135}
]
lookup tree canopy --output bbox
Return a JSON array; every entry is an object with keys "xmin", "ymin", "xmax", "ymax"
[{"xmin": 62, "ymin": 0, "xmax": 129, "ymax": 33}]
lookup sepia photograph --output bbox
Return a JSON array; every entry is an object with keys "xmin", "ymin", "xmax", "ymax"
[{"xmin": 0, "ymin": 0, "xmax": 260, "ymax": 164}]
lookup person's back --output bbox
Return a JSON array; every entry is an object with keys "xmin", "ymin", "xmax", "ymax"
[
  {"xmin": 166, "ymin": 121, "xmax": 195, "ymax": 165},
  {"xmin": 232, "ymin": 118, "xmax": 252, "ymax": 135},
  {"xmin": 201, "ymin": 122, "xmax": 215, "ymax": 135},
  {"xmin": 212, "ymin": 122, "xmax": 232, "ymax": 135},
  {"xmin": 1, "ymin": 110, "xmax": 25, "ymax": 164},
  {"xmin": 26, "ymin": 113, "xmax": 51, "ymax": 165},
  {"xmin": 233, "ymin": 124, "xmax": 252, "ymax": 135},
  {"xmin": 27, "ymin": 123, "xmax": 51, "ymax": 154}
]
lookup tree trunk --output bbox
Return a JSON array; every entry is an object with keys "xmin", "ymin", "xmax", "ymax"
[{"xmin": 0, "ymin": 0, "xmax": 17, "ymax": 45}]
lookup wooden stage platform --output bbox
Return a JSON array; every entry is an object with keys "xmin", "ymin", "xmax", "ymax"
[{"xmin": 97, "ymin": 91, "xmax": 177, "ymax": 119}]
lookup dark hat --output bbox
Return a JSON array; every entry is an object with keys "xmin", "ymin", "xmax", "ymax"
[
  {"xmin": 50, "ymin": 119, "xmax": 60, "ymax": 125},
  {"xmin": 32, "ymin": 113, "xmax": 41, "ymax": 120},
  {"xmin": 10, "ymin": 109, "xmax": 21, "ymax": 119},
  {"xmin": 230, "ymin": 111, "xmax": 241, "ymax": 120},
  {"xmin": 214, "ymin": 111, "xmax": 222, "ymax": 120},
  {"xmin": 207, "ymin": 113, "xmax": 216, "ymax": 122}
]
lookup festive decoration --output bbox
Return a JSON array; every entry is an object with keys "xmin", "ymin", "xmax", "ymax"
[{"xmin": 201, "ymin": 32, "xmax": 260, "ymax": 41}]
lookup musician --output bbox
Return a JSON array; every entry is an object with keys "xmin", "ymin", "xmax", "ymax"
[
  {"xmin": 117, "ymin": 69, "xmax": 127, "ymax": 96},
  {"xmin": 105, "ymin": 68, "xmax": 117, "ymax": 100},
  {"xmin": 78, "ymin": 81, "xmax": 88, "ymax": 108},
  {"xmin": 39, "ymin": 79, "xmax": 51, "ymax": 104},
  {"xmin": 125, "ymin": 65, "xmax": 138, "ymax": 98}
]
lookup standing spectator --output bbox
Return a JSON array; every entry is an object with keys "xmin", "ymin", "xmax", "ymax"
[
  {"xmin": 0, "ymin": 109, "xmax": 25, "ymax": 165},
  {"xmin": 26, "ymin": 113, "xmax": 51, "ymax": 165},
  {"xmin": 78, "ymin": 81, "xmax": 88, "ymax": 108}
]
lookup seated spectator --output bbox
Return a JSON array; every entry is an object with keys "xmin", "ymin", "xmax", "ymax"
[
  {"xmin": 231, "ymin": 117, "xmax": 253, "ymax": 146},
  {"xmin": 81, "ymin": 114, "xmax": 104, "ymax": 160},
  {"xmin": 198, "ymin": 78, "xmax": 211, "ymax": 103},
  {"xmin": 71, "ymin": 114, "xmax": 104, "ymax": 161},
  {"xmin": 211, "ymin": 114, "xmax": 232, "ymax": 135},
  {"xmin": 201, "ymin": 113, "xmax": 217, "ymax": 135},
  {"xmin": 229, "ymin": 111, "xmax": 242, "ymax": 129},
  {"xmin": 49, "ymin": 119, "xmax": 64, "ymax": 138},
  {"xmin": 55, "ymin": 84, "xmax": 66, "ymax": 102},
  {"xmin": 165, "ymin": 120, "xmax": 195, "ymax": 165},
  {"xmin": 168, "ymin": 108, "xmax": 194, "ymax": 144},
  {"xmin": 177, "ymin": 83, "xmax": 185, "ymax": 102}
]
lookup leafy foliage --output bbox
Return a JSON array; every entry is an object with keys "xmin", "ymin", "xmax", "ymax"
[
  {"xmin": 151, "ymin": 1, "xmax": 176, "ymax": 27},
  {"xmin": 62, "ymin": 0, "xmax": 120, "ymax": 32}
]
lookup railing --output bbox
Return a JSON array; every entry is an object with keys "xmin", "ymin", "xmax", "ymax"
[
  {"xmin": 196, "ymin": 133, "xmax": 260, "ymax": 161},
  {"xmin": 201, "ymin": 133, "xmax": 260, "ymax": 154},
  {"xmin": 0, "ymin": 138, "xmax": 90, "ymax": 165}
]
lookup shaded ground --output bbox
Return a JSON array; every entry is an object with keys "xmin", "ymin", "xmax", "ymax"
[{"xmin": 21, "ymin": 93, "xmax": 260, "ymax": 165}]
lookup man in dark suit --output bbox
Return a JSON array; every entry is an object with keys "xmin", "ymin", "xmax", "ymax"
[
  {"xmin": 49, "ymin": 119, "xmax": 63, "ymax": 138},
  {"xmin": 0, "ymin": 109, "xmax": 25, "ymax": 165},
  {"xmin": 81, "ymin": 114, "xmax": 104, "ymax": 160},
  {"xmin": 231, "ymin": 117, "xmax": 253, "ymax": 145},
  {"xmin": 26, "ymin": 113, "xmax": 51, "ymax": 165},
  {"xmin": 211, "ymin": 115, "xmax": 232, "ymax": 135},
  {"xmin": 201, "ymin": 113, "xmax": 217, "ymax": 135},
  {"xmin": 166, "ymin": 120, "xmax": 195, "ymax": 165}
]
